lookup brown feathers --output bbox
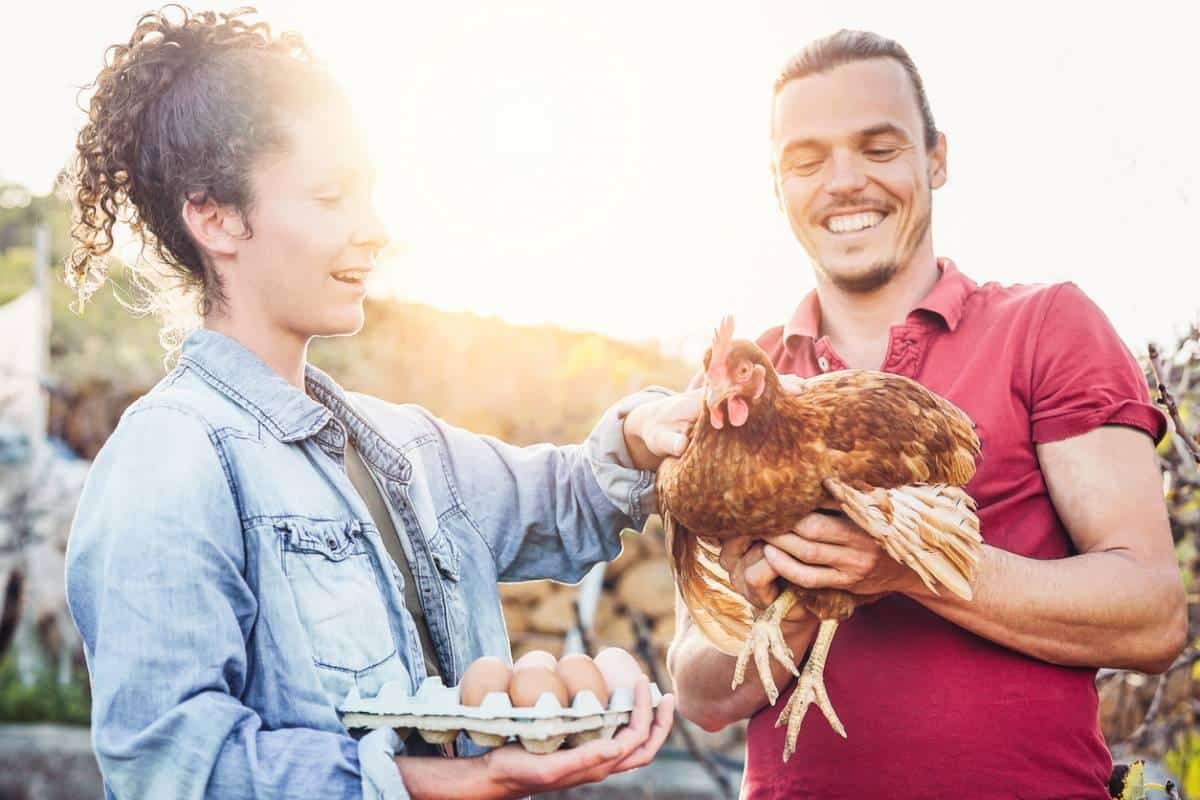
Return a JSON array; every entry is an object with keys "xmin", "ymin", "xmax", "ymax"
[{"xmin": 658, "ymin": 332, "xmax": 983, "ymax": 654}]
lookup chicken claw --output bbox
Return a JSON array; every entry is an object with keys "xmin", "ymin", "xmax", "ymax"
[
  {"xmin": 731, "ymin": 589, "xmax": 800, "ymax": 705},
  {"xmin": 776, "ymin": 619, "xmax": 846, "ymax": 761}
]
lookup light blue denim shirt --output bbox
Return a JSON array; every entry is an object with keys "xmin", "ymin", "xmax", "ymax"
[{"xmin": 65, "ymin": 327, "xmax": 664, "ymax": 799}]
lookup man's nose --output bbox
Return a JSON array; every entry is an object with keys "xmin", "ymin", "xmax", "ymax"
[{"xmin": 825, "ymin": 149, "xmax": 868, "ymax": 196}]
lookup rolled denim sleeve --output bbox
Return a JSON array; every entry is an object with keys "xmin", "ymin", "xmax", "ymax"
[
  {"xmin": 65, "ymin": 404, "xmax": 406, "ymax": 799},
  {"xmin": 417, "ymin": 388, "xmax": 668, "ymax": 583},
  {"xmin": 584, "ymin": 387, "xmax": 671, "ymax": 525}
]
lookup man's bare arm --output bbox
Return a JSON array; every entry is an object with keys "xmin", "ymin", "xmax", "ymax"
[{"xmin": 757, "ymin": 426, "xmax": 1187, "ymax": 674}]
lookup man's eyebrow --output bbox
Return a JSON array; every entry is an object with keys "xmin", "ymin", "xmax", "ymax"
[
  {"xmin": 778, "ymin": 138, "xmax": 823, "ymax": 159},
  {"xmin": 857, "ymin": 123, "xmax": 911, "ymax": 141},
  {"xmin": 779, "ymin": 124, "xmax": 912, "ymax": 158}
]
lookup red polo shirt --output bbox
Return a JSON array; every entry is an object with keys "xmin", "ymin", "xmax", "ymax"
[{"xmin": 740, "ymin": 259, "xmax": 1166, "ymax": 800}]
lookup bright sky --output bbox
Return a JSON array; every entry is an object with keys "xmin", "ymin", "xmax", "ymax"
[{"xmin": 3, "ymin": 2, "xmax": 1198, "ymax": 359}]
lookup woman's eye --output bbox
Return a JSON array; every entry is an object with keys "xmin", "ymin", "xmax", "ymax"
[{"xmin": 316, "ymin": 194, "xmax": 343, "ymax": 206}]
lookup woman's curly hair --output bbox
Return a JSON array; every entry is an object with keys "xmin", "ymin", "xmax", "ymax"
[{"xmin": 66, "ymin": 4, "xmax": 334, "ymax": 328}]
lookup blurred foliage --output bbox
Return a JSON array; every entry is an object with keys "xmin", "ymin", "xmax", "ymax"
[
  {"xmin": 0, "ymin": 185, "xmax": 693, "ymax": 450},
  {"xmin": 0, "ymin": 655, "xmax": 91, "ymax": 726},
  {"xmin": 1105, "ymin": 324, "xmax": 1200, "ymax": 798}
]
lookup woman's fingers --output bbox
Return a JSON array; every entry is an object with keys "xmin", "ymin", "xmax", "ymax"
[{"xmin": 613, "ymin": 692, "xmax": 676, "ymax": 772}]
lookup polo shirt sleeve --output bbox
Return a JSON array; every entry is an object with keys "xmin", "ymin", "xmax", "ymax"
[{"xmin": 1028, "ymin": 282, "xmax": 1167, "ymax": 445}]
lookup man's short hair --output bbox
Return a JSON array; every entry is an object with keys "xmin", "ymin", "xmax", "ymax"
[{"xmin": 775, "ymin": 30, "xmax": 938, "ymax": 151}]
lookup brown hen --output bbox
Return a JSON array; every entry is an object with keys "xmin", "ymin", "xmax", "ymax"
[{"xmin": 658, "ymin": 318, "xmax": 983, "ymax": 761}]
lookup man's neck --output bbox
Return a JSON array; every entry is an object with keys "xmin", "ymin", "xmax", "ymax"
[{"xmin": 816, "ymin": 250, "xmax": 941, "ymax": 370}]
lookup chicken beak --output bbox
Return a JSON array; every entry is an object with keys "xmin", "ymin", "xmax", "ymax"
[
  {"xmin": 706, "ymin": 385, "xmax": 722, "ymax": 409},
  {"xmin": 705, "ymin": 383, "xmax": 732, "ymax": 429}
]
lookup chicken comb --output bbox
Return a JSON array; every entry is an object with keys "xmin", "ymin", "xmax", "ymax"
[{"xmin": 710, "ymin": 315, "xmax": 735, "ymax": 368}]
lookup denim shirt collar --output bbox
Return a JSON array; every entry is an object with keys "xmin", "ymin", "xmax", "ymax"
[{"xmin": 178, "ymin": 327, "xmax": 343, "ymax": 443}]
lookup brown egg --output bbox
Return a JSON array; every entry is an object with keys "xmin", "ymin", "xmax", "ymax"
[
  {"xmin": 593, "ymin": 647, "xmax": 645, "ymax": 693},
  {"xmin": 555, "ymin": 653, "xmax": 611, "ymax": 707},
  {"xmin": 459, "ymin": 656, "xmax": 513, "ymax": 707},
  {"xmin": 513, "ymin": 649, "xmax": 558, "ymax": 672},
  {"xmin": 508, "ymin": 666, "xmax": 569, "ymax": 708}
]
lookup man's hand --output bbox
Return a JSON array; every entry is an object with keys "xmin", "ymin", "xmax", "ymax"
[
  {"xmin": 760, "ymin": 511, "xmax": 920, "ymax": 596},
  {"xmin": 623, "ymin": 389, "xmax": 702, "ymax": 470},
  {"xmin": 718, "ymin": 536, "xmax": 813, "ymax": 628}
]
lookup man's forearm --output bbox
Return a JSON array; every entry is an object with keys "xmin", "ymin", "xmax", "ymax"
[
  {"xmin": 667, "ymin": 617, "xmax": 819, "ymax": 731},
  {"xmin": 907, "ymin": 544, "xmax": 1187, "ymax": 673}
]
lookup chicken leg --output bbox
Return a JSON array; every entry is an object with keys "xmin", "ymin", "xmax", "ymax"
[
  {"xmin": 776, "ymin": 618, "xmax": 845, "ymax": 761},
  {"xmin": 731, "ymin": 588, "xmax": 800, "ymax": 705}
]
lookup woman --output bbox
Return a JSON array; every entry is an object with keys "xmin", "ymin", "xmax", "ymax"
[{"xmin": 63, "ymin": 7, "xmax": 691, "ymax": 798}]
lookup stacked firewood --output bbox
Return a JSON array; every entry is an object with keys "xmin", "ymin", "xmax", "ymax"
[{"xmin": 501, "ymin": 520, "xmax": 676, "ymax": 678}]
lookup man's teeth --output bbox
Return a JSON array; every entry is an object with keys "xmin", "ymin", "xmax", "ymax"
[{"xmin": 825, "ymin": 211, "xmax": 885, "ymax": 233}]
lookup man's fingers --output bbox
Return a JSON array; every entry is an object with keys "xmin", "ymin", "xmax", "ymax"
[
  {"xmin": 718, "ymin": 537, "xmax": 754, "ymax": 575},
  {"xmin": 762, "ymin": 532, "xmax": 845, "ymax": 568},
  {"xmin": 742, "ymin": 556, "xmax": 781, "ymax": 607},
  {"xmin": 792, "ymin": 512, "xmax": 869, "ymax": 546},
  {"xmin": 763, "ymin": 544, "xmax": 851, "ymax": 589}
]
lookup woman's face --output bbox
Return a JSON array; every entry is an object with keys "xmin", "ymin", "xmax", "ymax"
[{"xmin": 223, "ymin": 100, "xmax": 389, "ymax": 342}]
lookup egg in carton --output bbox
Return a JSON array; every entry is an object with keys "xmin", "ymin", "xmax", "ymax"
[{"xmin": 339, "ymin": 675, "xmax": 663, "ymax": 753}]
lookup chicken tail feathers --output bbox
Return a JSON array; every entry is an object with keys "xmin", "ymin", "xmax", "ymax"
[
  {"xmin": 822, "ymin": 477, "xmax": 983, "ymax": 601},
  {"xmin": 663, "ymin": 511, "xmax": 756, "ymax": 655}
]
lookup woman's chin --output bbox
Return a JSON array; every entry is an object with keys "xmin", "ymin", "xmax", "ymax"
[{"xmin": 307, "ymin": 307, "xmax": 366, "ymax": 338}]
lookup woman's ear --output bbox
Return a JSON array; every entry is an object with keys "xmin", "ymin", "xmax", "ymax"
[{"xmin": 181, "ymin": 194, "xmax": 245, "ymax": 258}]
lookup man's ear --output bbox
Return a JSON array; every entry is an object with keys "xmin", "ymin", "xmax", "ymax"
[
  {"xmin": 929, "ymin": 131, "xmax": 948, "ymax": 190},
  {"xmin": 770, "ymin": 159, "xmax": 784, "ymax": 212},
  {"xmin": 181, "ymin": 194, "xmax": 245, "ymax": 258}
]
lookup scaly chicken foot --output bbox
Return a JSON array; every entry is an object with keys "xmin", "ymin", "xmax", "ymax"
[
  {"xmin": 776, "ymin": 619, "xmax": 846, "ymax": 761},
  {"xmin": 731, "ymin": 589, "xmax": 800, "ymax": 705}
]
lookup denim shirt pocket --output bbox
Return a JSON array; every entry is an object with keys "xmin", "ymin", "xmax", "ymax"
[{"xmin": 278, "ymin": 517, "xmax": 397, "ymax": 672}]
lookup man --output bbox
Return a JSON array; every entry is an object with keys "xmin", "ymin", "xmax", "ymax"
[{"xmin": 666, "ymin": 29, "xmax": 1186, "ymax": 799}]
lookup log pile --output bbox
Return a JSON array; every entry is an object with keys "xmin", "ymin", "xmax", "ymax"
[
  {"xmin": 498, "ymin": 517, "xmax": 751, "ymax": 762},
  {"xmin": 501, "ymin": 523, "xmax": 677, "ymax": 674}
]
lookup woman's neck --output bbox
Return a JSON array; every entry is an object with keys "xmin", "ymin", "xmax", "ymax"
[{"xmin": 204, "ymin": 315, "xmax": 310, "ymax": 391}]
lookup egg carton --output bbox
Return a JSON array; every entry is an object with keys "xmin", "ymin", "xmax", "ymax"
[{"xmin": 339, "ymin": 676, "xmax": 663, "ymax": 753}]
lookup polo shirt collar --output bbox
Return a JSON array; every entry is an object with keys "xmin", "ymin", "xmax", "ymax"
[{"xmin": 783, "ymin": 257, "xmax": 976, "ymax": 350}]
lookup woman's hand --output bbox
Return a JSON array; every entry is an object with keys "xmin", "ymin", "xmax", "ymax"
[
  {"xmin": 623, "ymin": 389, "xmax": 703, "ymax": 470},
  {"xmin": 482, "ymin": 677, "xmax": 675, "ymax": 799}
]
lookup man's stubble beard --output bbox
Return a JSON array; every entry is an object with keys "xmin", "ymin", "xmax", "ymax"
[{"xmin": 815, "ymin": 196, "xmax": 933, "ymax": 295}]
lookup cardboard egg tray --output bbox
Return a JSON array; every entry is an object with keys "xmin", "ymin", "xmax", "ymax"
[{"xmin": 339, "ymin": 676, "xmax": 663, "ymax": 753}]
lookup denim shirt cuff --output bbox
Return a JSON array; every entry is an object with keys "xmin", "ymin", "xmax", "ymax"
[
  {"xmin": 585, "ymin": 387, "xmax": 672, "ymax": 528},
  {"xmin": 359, "ymin": 728, "xmax": 411, "ymax": 799}
]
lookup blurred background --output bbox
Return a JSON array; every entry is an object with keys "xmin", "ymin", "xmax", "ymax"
[{"xmin": 1, "ymin": 1, "xmax": 1199, "ymax": 798}]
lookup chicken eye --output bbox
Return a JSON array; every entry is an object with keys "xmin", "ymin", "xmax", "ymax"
[{"xmin": 736, "ymin": 363, "xmax": 752, "ymax": 380}]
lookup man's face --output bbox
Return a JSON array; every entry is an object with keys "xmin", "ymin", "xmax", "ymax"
[{"xmin": 772, "ymin": 57, "xmax": 946, "ymax": 293}]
